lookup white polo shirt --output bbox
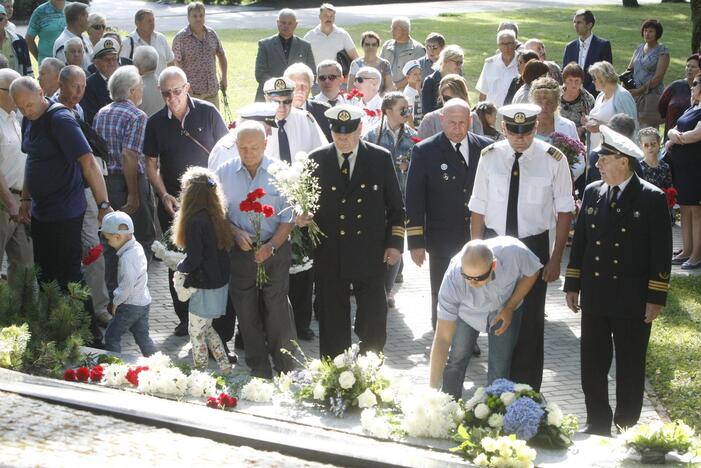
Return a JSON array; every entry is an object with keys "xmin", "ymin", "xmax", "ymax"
[
  {"xmin": 475, "ymin": 52, "xmax": 519, "ymax": 108},
  {"xmin": 120, "ymin": 30, "xmax": 175, "ymax": 77},
  {"xmin": 303, "ymin": 24, "xmax": 355, "ymax": 65},
  {"xmin": 52, "ymin": 28, "xmax": 93, "ymax": 70}
]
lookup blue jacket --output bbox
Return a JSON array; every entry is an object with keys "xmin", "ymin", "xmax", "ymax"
[{"xmin": 562, "ymin": 34, "xmax": 612, "ymax": 96}]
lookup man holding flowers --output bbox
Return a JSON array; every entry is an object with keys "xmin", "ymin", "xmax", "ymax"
[{"xmin": 216, "ymin": 120, "xmax": 296, "ymax": 378}]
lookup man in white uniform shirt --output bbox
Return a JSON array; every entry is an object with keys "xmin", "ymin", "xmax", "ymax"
[
  {"xmin": 53, "ymin": 2, "xmax": 92, "ymax": 70},
  {"xmin": 469, "ymin": 103, "xmax": 574, "ymax": 391},
  {"xmin": 0, "ymin": 68, "xmax": 32, "ymax": 282},
  {"xmin": 475, "ymin": 30, "xmax": 519, "ymax": 108},
  {"xmin": 263, "ymin": 77, "xmax": 326, "ymax": 162},
  {"xmin": 120, "ymin": 9, "xmax": 175, "ymax": 78}
]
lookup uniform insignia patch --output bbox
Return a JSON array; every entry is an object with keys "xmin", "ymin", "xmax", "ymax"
[
  {"xmin": 547, "ymin": 146, "xmax": 564, "ymax": 161},
  {"xmin": 440, "ymin": 163, "xmax": 448, "ymax": 170},
  {"xmin": 659, "ymin": 272, "xmax": 670, "ymax": 280},
  {"xmin": 443, "ymin": 173, "xmax": 449, "ymax": 180},
  {"xmin": 338, "ymin": 110, "xmax": 351, "ymax": 122},
  {"xmin": 514, "ymin": 112, "xmax": 526, "ymax": 124},
  {"xmin": 587, "ymin": 207, "xmax": 594, "ymax": 215},
  {"xmin": 274, "ymin": 78, "xmax": 286, "ymax": 90}
]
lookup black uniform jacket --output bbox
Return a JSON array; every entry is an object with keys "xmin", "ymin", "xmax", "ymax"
[
  {"xmin": 405, "ymin": 131, "xmax": 493, "ymax": 257},
  {"xmin": 81, "ymin": 72, "xmax": 111, "ymax": 126},
  {"xmin": 306, "ymin": 99, "xmax": 332, "ymax": 143},
  {"xmin": 310, "ymin": 140, "xmax": 405, "ymax": 279},
  {"xmin": 564, "ymin": 175, "xmax": 672, "ymax": 318}
]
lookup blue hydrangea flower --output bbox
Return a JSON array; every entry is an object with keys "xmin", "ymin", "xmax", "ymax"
[
  {"xmin": 503, "ymin": 396, "xmax": 545, "ymax": 440},
  {"xmin": 485, "ymin": 378, "xmax": 516, "ymax": 396}
]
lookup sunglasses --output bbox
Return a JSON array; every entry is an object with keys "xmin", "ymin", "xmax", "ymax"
[
  {"xmin": 426, "ymin": 44, "xmax": 441, "ymax": 50},
  {"xmin": 363, "ymin": 43, "xmax": 379, "ymax": 48},
  {"xmin": 441, "ymin": 95, "xmax": 454, "ymax": 102},
  {"xmin": 693, "ymin": 81, "xmax": 701, "ymax": 87},
  {"xmin": 318, "ymin": 74, "xmax": 338, "ymax": 82},
  {"xmin": 355, "ymin": 76, "xmax": 377, "ymax": 83},
  {"xmin": 461, "ymin": 265, "xmax": 493, "ymax": 282},
  {"xmin": 398, "ymin": 107, "xmax": 409, "ymax": 117},
  {"xmin": 273, "ymin": 99, "xmax": 293, "ymax": 106},
  {"xmin": 91, "ymin": 24, "xmax": 106, "ymax": 30},
  {"xmin": 160, "ymin": 84, "xmax": 186, "ymax": 98}
]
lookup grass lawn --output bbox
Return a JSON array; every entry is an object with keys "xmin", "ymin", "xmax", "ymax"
[
  {"xmin": 162, "ymin": 3, "xmax": 692, "ymax": 114},
  {"xmin": 647, "ymin": 275, "xmax": 701, "ymax": 431}
]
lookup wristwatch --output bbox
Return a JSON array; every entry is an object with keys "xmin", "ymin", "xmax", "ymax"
[
  {"xmin": 97, "ymin": 201, "xmax": 111, "ymax": 210},
  {"xmin": 270, "ymin": 245, "xmax": 277, "ymax": 256}
]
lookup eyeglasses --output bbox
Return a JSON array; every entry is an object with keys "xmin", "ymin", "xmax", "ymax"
[
  {"xmin": 355, "ymin": 76, "xmax": 377, "ymax": 83},
  {"xmin": 693, "ymin": 81, "xmax": 701, "ymax": 87},
  {"xmin": 398, "ymin": 107, "xmax": 409, "ymax": 117},
  {"xmin": 450, "ymin": 59, "xmax": 464, "ymax": 67},
  {"xmin": 441, "ymin": 95, "xmax": 454, "ymax": 102},
  {"xmin": 160, "ymin": 84, "xmax": 187, "ymax": 98},
  {"xmin": 273, "ymin": 99, "xmax": 293, "ymax": 106},
  {"xmin": 461, "ymin": 265, "xmax": 493, "ymax": 282},
  {"xmin": 425, "ymin": 44, "xmax": 441, "ymax": 50},
  {"xmin": 0, "ymin": 87, "xmax": 8, "ymax": 91},
  {"xmin": 641, "ymin": 142, "xmax": 659, "ymax": 148},
  {"xmin": 318, "ymin": 74, "xmax": 338, "ymax": 82},
  {"xmin": 363, "ymin": 43, "xmax": 379, "ymax": 48},
  {"xmin": 91, "ymin": 24, "xmax": 106, "ymax": 30}
]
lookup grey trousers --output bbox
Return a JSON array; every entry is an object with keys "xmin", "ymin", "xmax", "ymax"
[
  {"xmin": 81, "ymin": 188, "xmax": 109, "ymax": 314},
  {"xmin": 0, "ymin": 192, "xmax": 33, "ymax": 284},
  {"xmin": 229, "ymin": 241, "xmax": 297, "ymax": 378}
]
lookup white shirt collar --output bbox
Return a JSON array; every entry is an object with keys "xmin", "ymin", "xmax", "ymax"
[
  {"xmin": 580, "ymin": 34, "xmax": 593, "ymax": 48},
  {"xmin": 606, "ymin": 173, "xmax": 634, "ymax": 195}
]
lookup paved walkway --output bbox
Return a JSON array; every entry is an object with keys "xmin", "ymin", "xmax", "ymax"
[{"xmin": 114, "ymin": 225, "xmax": 691, "ymax": 428}]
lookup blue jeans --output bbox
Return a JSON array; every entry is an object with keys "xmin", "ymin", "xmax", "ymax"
[
  {"xmin": 104, "ymin": 303, "xmax": 157, "ymax": 356},
  {"xmin": 442, "ymin": 305, "xmax": 523, "ymax": 400}
]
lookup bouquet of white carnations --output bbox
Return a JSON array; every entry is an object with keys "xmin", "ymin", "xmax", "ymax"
[
  {"xmin": 268, "ymin": 152, "xmax": 324, "ymax": 247},
  {"xmin": 460, "ymin": 378, "xmax": 577, "ymax": 449},
  {"xmin": 151, "ymin": 229, "xmax": 186, "ymax": 271}
]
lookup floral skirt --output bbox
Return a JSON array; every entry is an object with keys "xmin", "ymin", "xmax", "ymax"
[{"xmin": 188, "ymin": 285, "xmax": 228, "ymax": 319}]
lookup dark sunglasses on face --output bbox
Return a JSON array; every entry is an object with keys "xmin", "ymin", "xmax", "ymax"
[
  {"xmin": 363, "ymin": 43, "xmax": 379, "ymax": 48},
  {"xmin": 318, "ymin": 74, "xmax": 338, "ymax": 82},
  {"xmin": 274, "ymin": 99, "xmax": 293, "ymax": 106},
  {"xmin": 693, "ymin": 81, "xmax": 701, "ymax": 87},
  {"xmin": 355, "ymin": 76, "xmax": 376, "ymax": 83},
  {"xmin": 161, "ymin": 85, "xmax": 186, "ymax": 98},
  {"xmin": 461, "ymin": 264, "xmax": 493, "ymax": 282},
  {"xmin": 398, "ymin": 107, "xmax": 409, "ymax": 117},
  {"xmin": 91, "ymin": 24, "xmax": 106, "ymax": 30}
]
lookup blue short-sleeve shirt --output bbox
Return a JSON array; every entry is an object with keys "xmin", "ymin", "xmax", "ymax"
[
  {"xmin": 22, "ymin": 101, "xmax": 91, "ymax": 222},
  {"xmin": 27, "ymin": 1, "xmax": 67, "ymax": 63}
]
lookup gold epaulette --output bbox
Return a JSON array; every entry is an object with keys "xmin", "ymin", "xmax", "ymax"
[
  {"xmin": 480, "ymin": 144, "xmax": 495, "ymax": 156},
  {"xmin": 547, "ymin": 146, "xmax": 564, "ymax": 161}
]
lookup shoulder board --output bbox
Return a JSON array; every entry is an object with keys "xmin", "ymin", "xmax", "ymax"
[
  {"xmin": 306, "ymin": 111, "xmax": 317, "ymax": 123},
  {"xmin": 480, "ymin": 143, "xmax": 496, "ymax": 156},
  {"xmin": 547, "ymin": 146, "xmax": 564, "ymax": 162}
]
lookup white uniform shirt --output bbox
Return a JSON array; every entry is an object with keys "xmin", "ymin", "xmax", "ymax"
[
  {"xmin": 313, "ymin": 92, "xmax": 349, "ymax": 106},
  {"xmin": 52, "ymin": 28, "xmax": 93, "ymax": 70},
  {"xmin": 113, "ymin": 238, "xmax": 151, "ymax": 307},
  {"xmin": 0, "ymin": 108, "xmax": 26, "ymax": 191},
  {"xmin": 475, "ymin": 53, "xmax": 519, "ymax": 108},
  {"xmin": 303, "ymin": 24, "xmax": 356, "ymax": 65},
  {"xmin": 208, "ymin": 132, "xmax": 238, "ymax": 171},
  {"xmin": 120, "ymin": 31, "xmax": 175, "ymax": 78},
  {"xmin": 469, "ymin": 138, "xmax": 575, "ymax": 238},
  {"xmin": 268, "ymin": 107, "xmax": 327, "ymax": 160}
]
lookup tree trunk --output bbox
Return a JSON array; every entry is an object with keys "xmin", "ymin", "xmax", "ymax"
[
  {"xmin": 693, "ymin": 0, "xmax": 701, "ymax": 53},
  {"xmin": 622, "ymin": 0, "xmax": 640, "ymax": 6}
]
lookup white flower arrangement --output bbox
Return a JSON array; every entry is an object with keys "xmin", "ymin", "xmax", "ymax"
[
  {"xmin": 338, "ymin": 370, "xmax": 356, "ymax": 389},
  {"xmin": 473, "ymin": 434, "xmax": 537, "ymax": 468},
  {"xmin": 151, "ymin": 240, "xmax": 186, "ymax": 271},
  {"xmin": 399, "ymin": 387, "xmax": 464, "ymax": 439},
  {"xmin": 546, "ymin": 403, "xmax": 563, "ymax": 427},
  {"xmin": 241, "ymin": 378, "xmax": 275, "ymax": 403},
  {"xmin": 172, "ymin": 271, "xmax": 197, "ymax": 302},
  {"xmin": 333, "ymin": 354, "xmax": 347, "ymax": 369},
  {"xmin": 186, "ymin": 370, "xmax": 219, "ymax": 398},
  {"xmin": 357, "ymin": 388, "xmax": 378, "ymax": 409},
  {"xmin": 136, "ymin": 352, "xmax": 173, "ymax": 371},
  {"xmin": 102, "ymin": 364, "xmax": 130, "ymax": 386},
  {"xmin": 137, "ymin": 366, "xmax": 189, "ymax": 397},
  {"xmin": 360, "ymin": 408, "xmax": 393, "ymax": 440},
  {"xmin": 475, "ymin": 403, "xmax": 491, "ymax": 420}
]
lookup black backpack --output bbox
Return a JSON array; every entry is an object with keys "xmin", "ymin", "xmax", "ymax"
[{"xmin": 46, "ymin": 102, "xmax": 110, "ymax": 163}]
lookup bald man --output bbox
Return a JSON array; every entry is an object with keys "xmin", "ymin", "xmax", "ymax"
[{"xmin": 429, "ymin": 237, "xmax": 541, "ymax": 400}]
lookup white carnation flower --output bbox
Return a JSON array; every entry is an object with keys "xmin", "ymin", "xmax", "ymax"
[
  {"xmin": 488, "ymin": 412, "xmax": 504, "ymax": 428},
  {"xmin": 137, "ymin": 367, "xmax": 188, "ymax": 397},
  {"xmin": 338, "ymin": 370, "xmax": 356, "ymax": 389},
  {"xmin": 136, "ymin": 351, "xmax": 172, "ymax": 371},
  {"xmin": 357, "ymin": 388, "xmax": 378, "ymax": 408},
  {"xmin": 473, "ymin": 453, "xmax": 490, "ymax": 466},
  {"xmin": 333, "ymin": 354, "xmax": 347, "ymax": 369},
  {"xmin": 102, "ymin": 364, "xmax": 130, "ymax": 386},
  {"xmin": 295, "ymin": 151, "xmax": 309, "ymax": 162},
  {"xmin": 186, "ymin": 370, "xmax": 218, "ymax": 398},
  {"xmin": 400, "ymin": 387, "xmax": 462, "ymax": 438},
  {"xmin": 500, "ymin": 391, "xmax": 516, "ymax": 406},
  {"xmin": 241, "ymin": 378, "xmax": 275, "ymax": 403},
  {"xmin": 379, "ymin": 387, "xmax": 395, "ymax": 403},
  {"xmin": 474, "ymin": 403, "xmax": 490, "ymax": 419},
  {"xmin": 308, "ymin": 359, "xmax": 322, "ymax": 373},
  {"xmin": 360, "ymin": 409, "xmax": 392, "ymax": 439},
  {"xmin": 313, "ymin": 383, "xmax": 326, "ymax": 401},
  {"xmin": 546, "ymin": 403, "xmax": 563, "ymax": 427},
  {"xmin": 514, "ymin": 383, "xmax": 533, "ymax": 393},
  {"xmin": 481, "ymin": 436, "xmax": 498, "ymax": 452}
]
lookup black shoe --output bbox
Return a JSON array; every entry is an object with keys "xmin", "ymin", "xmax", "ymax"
[
  {"xmin": 580, "ymin": 424, "xmax": 611, "ymax": 437},
  {"xmin": 394, "ymin": 273, "xmax": 404, "ymax": 284},
  {"xmin": 297, "ymin": 327, "xmax": 315, "ymax": 341},
  {"xmin": 234, "ymin": 333, "xmax": 244, "ymax": 350},
  {"xmin": 174, "ymin": 322, "xmax": 189, "ymax": 337},
  {"xmin": 472, "ymin": 343, "xmax": 481, "ymax": 357}
]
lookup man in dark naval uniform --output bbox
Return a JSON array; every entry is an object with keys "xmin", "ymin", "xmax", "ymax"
[
  {"xmin": 406, "ymin": 98, "xmax": 493, "ymax": 332},
  {"xmin": 564, "ymin": 125, "xmax": 672, "ymax": 437},
  {"xmin": 309, "ymin": 104, "xmax": 405, "ymax": 359}
]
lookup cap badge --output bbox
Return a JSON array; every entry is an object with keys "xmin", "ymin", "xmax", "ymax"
[
  {"xmin": 104, "ymin": 39, "xmax": 114, "ymax": 49},
  {"xmin": 514, "ymin": 112, "xmax": 526, "ymax": 124},
  {"xmin": 587, "ymin": 207, "xmax": 594, "ymax": 215},
  {"xmin": 338, "ymin": 110, "xmax": 351, "ymax": 122},
  {"xmin": 274, "ymin": 78, "xmax": 287, "ymax": 90},
  {"xmin": 633, "ymin": 211, "xmax": 640, "ymax": 218},
  {"xmin": 440, "ymin": 163, "xmax": 448, "ymax": 170}
]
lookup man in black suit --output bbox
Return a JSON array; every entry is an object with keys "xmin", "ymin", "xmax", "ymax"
[
  {"xmin": 285, "ymin": 62, "xmax": 332, "ymax": 142},
  {"xmin": 254, "ymin": 9, "xmax": 316, "ymax": 102},
  {"xmin": 565, "ymin": 126, "xmax": 672, "ymax": 437},
  {"xmin": 562, "ymin": 9, "xmax": 612, "ymax": 96},
  {"xmin": 406, "ymin": 98, "xmax": 493, "ymax": 331},
  {"xmin": 309, "ymin": 105, "xmax": 405, "ymax": 359},
  {"xmin": 81, "ymin": 37, "xmax": 119, "ymax": 125}
]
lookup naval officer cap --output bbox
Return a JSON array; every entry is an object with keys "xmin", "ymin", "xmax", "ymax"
[
  {"xmin": 238, "ymin": 102, "xmax": 279, "ymax": 128},
  {"xmin": 325, "ymin": 105, "xmax": 364, "ymax": 134},
  {"xmin": 596, "ymin": 125, "xmax": 644, "ymax": 161},
  {"xmin": 499, "ymin": 103, "xmax": 541, "ymax": 134},
  {"xmin": 263, "ymin": 77, "xmax": 295, "ymax": 97}
]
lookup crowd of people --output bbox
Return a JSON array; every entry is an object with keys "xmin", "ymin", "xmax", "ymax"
[{"xmin": 0, "ymin": 2, "xmax": 688, "ymax": 436}]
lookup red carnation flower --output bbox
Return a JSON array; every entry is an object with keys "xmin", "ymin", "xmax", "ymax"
[
  {"xmin": 90, "ymin": 365, "xmax": 104, "ymax": 382},
  {"xmin": 239, "ymin": 200, "xmax": 253, "ymax": 212},
  {"xmin": 410, "ymin": 136, "xmax": 422, "ymax": 143},
  {"xmin": 253, "ymin": 188, "xmax": 266, "ymax": 199},
  {"xmin": 228, "ymin": 121, "xmax": 237, "ymax": 130},
  {"xmin": 252, "ymin": 201, "xmax": 263, "ymax": 213},
  {"xmin": 364, "ymin": 108, "xmax": 379, "ymax": 117},
  {"xmin": 64, "ymin": 368, "xmax": 77, "ymax": 381},
  {"xmin": 217, "ymin": 393, "xmax": 237, "ymax": 408},
  {"xmin": 206, "ymin": 396, "xmax": 220, "ymax": 409},
  {"xmin": 664, "ymin": 187, "xmax": 678, "ymax": 209},
  {"xmin": 75, "ymin": 366, "xmax": 91, "ymax": 382},
  {"xmin": 82, "ymin": 244, "xmax": 104, "ymax": 266},
  {"xmin": 262, "ymin": 205, "xmax": 274, "ymax": 218},
  {"xmin": 126, "ymin": 366, "xmax": 149, "ymax": 386}
]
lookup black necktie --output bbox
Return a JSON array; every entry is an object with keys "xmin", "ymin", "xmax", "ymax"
[
  {"xmin": 609, "ymin": 185, "xmax": 620, "ymax": 207},
  {"xmin": 329, "ymin": 99, "xmax": 338, "ymax": 107},
  {"xmin": 505, "ymin": 152, "xmax": 522, "ymax": 237},
  {"xmin": 455, "ymin": 142, "xmax": 466, "ymax": 166},
  {"xmin": 278, "ymin": 119, "xmax": 291, "ymax": 163},
  {"xmin": 341, "ymin": 152, "xmax": 352, "ymax": 185}
]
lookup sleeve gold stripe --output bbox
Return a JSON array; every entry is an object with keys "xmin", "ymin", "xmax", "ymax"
[
  {"xmin": 648, "ymin": 287, "xmax": 668, "ymax": 293},
  {"xmin": 406, "ymin": 226, "xmax": 424, "ymax": 231},
  {"xmin": 566, "ymin": 268, "xmax": 581, "ymax": 272},
  {"xmin": 565, "ymin": 273, "xmax": 581, "ymax": 278},
  {"xmin": 648, "ymin": 280, "xmax": 669, "ymax": 287}
]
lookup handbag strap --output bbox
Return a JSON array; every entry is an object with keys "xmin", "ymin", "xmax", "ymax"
[{"xmin": 181, "ymin": 128, "xmax": 211, "ymax": 156}]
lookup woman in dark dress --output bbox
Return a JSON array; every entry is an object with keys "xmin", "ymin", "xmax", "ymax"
[
  {"xmin": 658, "ymin": 54, "xmax": 700, "ymax": 140},
  {"xmin": 667, "ymin": 73, "xmax": 701, "ymax": 270},
  {"xmin": 421, "ymin": 44, "xmax": 463, "ymax": 115}
]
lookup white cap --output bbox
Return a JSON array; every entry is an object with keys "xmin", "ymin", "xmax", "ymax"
[
  {"xmin": 499, "ymin": 103, "xmax": 541, "ymax": 133},
  {"xmin": 263, "ymin": 77, "xmax": 295, "ymax": 96},
  {"xmin": 402, "ymin": 59, "xmax": 421, "ymax": 77},
  {"xmin": 100, "ymin": 211, "xmax": 134, "ymax": 235},
  {"xmin": 596, "ymin": 125, "xmax": 644, "ymax": 161},
  {"xmin": 238, "ymin": 102, "xmax": 279, "ymax": 128},
  {"xmin": 92, "ymin": 37, "xmax": 119, "ymax": 60}
]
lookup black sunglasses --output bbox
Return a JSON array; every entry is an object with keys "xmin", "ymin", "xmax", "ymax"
[
  {"xmin": 274, "ymin": 98, "xmax": 293, "ymax": 106},
  {"xmin": 91, "ymin": 24, "xmax": 106, "ymax": 30},
  {"xmin": 461, "ymin": 264, "xmax": 493, "ymax": 282},
  {"xmin": 355, "ymin": 76, "xmax": 377, "ymax": 83},
  {"xmin": 693, "ymin": 81, "xmax": 700, "ymax": 87},
  {"xmin": 399, "ymin": 107, "xmax": 409, "ymax": 117},
  {"xmin": 318, "ymin": 74, "xmax": 338, "ymax": 82}
]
